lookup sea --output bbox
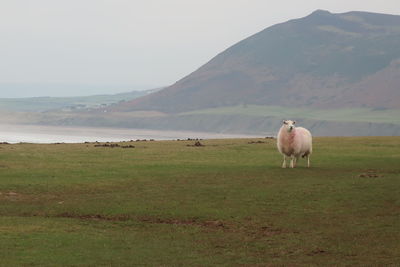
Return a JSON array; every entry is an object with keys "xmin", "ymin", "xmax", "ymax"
[{"xmin": 0, "ymin": 124, "xmax": 261, "ymax": 144}]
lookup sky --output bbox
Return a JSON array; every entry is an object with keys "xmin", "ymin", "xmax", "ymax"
[{"xmin": 1, "ymin": 0, "xmax": 400, "ymax": 98}]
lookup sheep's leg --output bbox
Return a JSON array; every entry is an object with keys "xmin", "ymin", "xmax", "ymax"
[
  {"xmin": 292, "ymin": 156, "xmax": 299, "ymax": 168},
  {"xmin": 290, "ymin": 156, "xmax": 295, "ymax": 168},
  {"xmin": 282, "ymin": 155, "xmax": 287, "ymax": 168},
  {"xmin": 293, "ymin": 156, "xmax": 298, "ymax": 168},
  {"xmin": 307, "ymin": 155, "xmax": 310, "ymax": 168}
]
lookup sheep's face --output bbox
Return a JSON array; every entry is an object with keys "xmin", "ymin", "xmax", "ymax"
[{"xmin": 283, "ymin": 120, "xmax": 296, "ymax": 133}]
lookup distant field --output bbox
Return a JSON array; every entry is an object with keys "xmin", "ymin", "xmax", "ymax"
[
  {"xmin": 0, "ymin": 137, "xmax": 399, "ymax": 265},
  {"xmin": 182, "ymin": 105, "xmax": 400, "ymax": 125},
  {"xmin": 1, "ymin": 102, "xmax": 399, "ymax": 136},
  {"xmin": 0, "ymin": 90, "xmax": 152, "ymax": 112}
]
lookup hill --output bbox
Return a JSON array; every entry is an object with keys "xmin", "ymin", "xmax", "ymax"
[
  {"xmin": 3, "ymin": 10, "xmax": 399, "ymax": 136},
  {"xmin": 116, "ymin": 10, "xmax": 400, "ymax": 113},
  {"xmin": 0, "ymin": 89, "xmax": 159, "ymax": 112}
]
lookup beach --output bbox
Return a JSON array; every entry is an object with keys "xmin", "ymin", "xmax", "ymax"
[{"xmin": 0, "ymin": 124, "xmax": 261, "ymax": 144}]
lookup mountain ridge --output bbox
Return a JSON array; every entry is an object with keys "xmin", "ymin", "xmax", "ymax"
[{"xmin": 114, "ymin": 10, "xmax": 400, "ymax": 113}]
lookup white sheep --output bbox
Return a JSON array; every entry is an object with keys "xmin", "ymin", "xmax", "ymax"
[{"xmin": 277, "ymin": 120, "xmax": 312, "ymax": 168}]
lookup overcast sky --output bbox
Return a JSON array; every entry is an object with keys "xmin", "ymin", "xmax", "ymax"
[{"xmin": 1, "ymin": 0, "xmax": 400, "ymax": 97}]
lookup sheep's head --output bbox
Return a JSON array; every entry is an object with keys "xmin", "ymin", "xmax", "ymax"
[{"xmin": 282, "ymin": 120, "xmax": 296, "ymax": 133}]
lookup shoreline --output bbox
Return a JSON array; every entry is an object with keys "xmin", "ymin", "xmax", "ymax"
[{"xmin": 0, "ymin": 124, "xmax": 264, "ymax": 144}]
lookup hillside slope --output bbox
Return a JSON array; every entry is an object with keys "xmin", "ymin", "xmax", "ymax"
[{"xmin": 116, "ymin": 10, "xmax": 400, "ymax": 113}]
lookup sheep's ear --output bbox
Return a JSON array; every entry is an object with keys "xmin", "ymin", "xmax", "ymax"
[
  {"xmin": 283, "ymin": 120, "xmax": 287, "ymax": 124},
  {"xmin": 293, "ymin": 121, "xmax": 296, "ymax": 124}
]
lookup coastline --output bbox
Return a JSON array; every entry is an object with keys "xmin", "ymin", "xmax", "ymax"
[{"xmin": 0, "ymin": 124, "xmax": 263, "ymax": 144}]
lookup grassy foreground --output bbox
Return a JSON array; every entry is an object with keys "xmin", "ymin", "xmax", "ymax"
[{"xmin": 0, "ymin": 137, "xmax": 399, "ymax": 266}]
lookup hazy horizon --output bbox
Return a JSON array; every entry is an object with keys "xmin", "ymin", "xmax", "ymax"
[
  {"xmin": 1, "ymin": 0, "xmax": 400, "ymax": 98},
  {"xmin": 0, "ymin": 82, "xmax": 158, "ymax": 98}
]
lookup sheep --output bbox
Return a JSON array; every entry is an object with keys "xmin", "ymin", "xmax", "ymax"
[{"xmin": 277, "ymin": 120, "xmax": 312, "ymax": 168}]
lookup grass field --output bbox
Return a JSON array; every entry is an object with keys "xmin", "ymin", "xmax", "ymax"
[{"xmin": 0, "ymin": 137, "xmax": 399, "ymax": 266}]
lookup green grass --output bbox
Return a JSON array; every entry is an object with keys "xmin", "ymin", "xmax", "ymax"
[
  {"xmin": 181, "ymin": 105, "xmax": 400, "ymax": 125},
  {"xmin": 0, "ymin": 137, "xmax": 399, "ymax": 266}
]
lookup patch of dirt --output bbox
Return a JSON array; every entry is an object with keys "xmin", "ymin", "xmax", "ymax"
[
  {"xmin": 307, "ymin": 249, "xmax": 327, "ymax": 256},
  {"xmin": 121, "ymin": 145, "xmax": 135, "ymax": 149},
  {"xmin": 56, "ymin": 213, "xmax": 226, "ymax": 229},
  {"xmin": 358, "ymin": 169, "xmax": 383, "ymax": 178},
  {"xmin": 187, "ymin": 141, "xmax": 205, "ymax": 147},
  {"xmin": 258, "ymin": 226, "xmax": 284, "ymax": 236},
  {"xmin": 138, "ymin": 217, "xmax": 226, "ymax": 229},
  {"xmin": 248, "ymin": 140, "xmax": 266, "ymax": 144},
  {"xmin": 0, "ymin": 191, "xmax": 24, "ymax": 201},
  {"xmin": 56, "ymin": 212, "xmax": 131, "ymax": 221},
  {"xmin": 94, "ymin": 143, "xmax": 135, "ymax": 149},
  {"xmin": 244, "ymin": 225, "xmax": 298, "ymax": 238},
  {"xmin": 94, "ymin": 143, "xmax": 120, "ymax": 148}
]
